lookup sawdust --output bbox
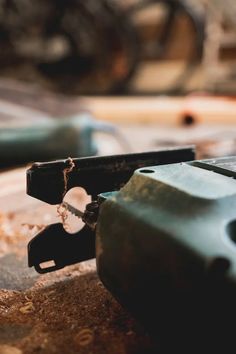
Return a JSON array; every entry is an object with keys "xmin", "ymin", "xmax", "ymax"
[
  {"xmin": 0, "ymin": 211, "xmax": 48, "ymax": 259},
  {"xmin": 62, "ymin": 157, "xmax": 75, "ymax": 198},
  {"xmin": 0, "ymin": 267, "xmax": 154, "ymax": 354},
  {"xmin": 0, "ymin": 345, "xmax": 22, "ymax": 354},
  {"xmin": 21, "ymin": 224, "xmax": 45, "ymax": 232},
  {"xmin": 74, "ymin": 328, "xmax": 94, "ymax": 347},
  {"xmin": 0, "ymin": 159, "xmax": 154, "ymax": 354},
  {"xmin": 56, "ymin": 203, "xmax": 69, "ymax": 229},
  {"xmin": 57, "ymin": 157, "xmax": 75, "ymax": 228},
  {"xmin": 24, "ymin": 295, "xmax": 33, "ymax": 302},
  {"xmin": 0, "ymin": 213, "xmax": 26, "ymax": 257},
  {"xmin": 19, "ymin": 302, "xmax": 35, "ymax": 314},
  {"xmin": 0, "ymin": 209, "xmax": 150, "ymax": 352}
]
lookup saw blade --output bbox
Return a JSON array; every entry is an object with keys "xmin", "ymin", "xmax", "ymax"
[{"xmin": 62, "ymin": 202, "xmax": 84, "ymax": 218}]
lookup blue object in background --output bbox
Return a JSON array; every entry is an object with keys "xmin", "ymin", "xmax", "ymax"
[{"xmin": 0, "ymin": 113, "xmax": 119, "ymax": 168}]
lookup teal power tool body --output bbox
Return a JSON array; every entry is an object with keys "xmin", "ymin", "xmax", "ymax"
[
  {"xmin": 0, "ymin": 113, "xmax": 117, "ymax": 168},
  {"xmin": 26, "ymin": 147, "xmax": 236, "ymax": 351}
]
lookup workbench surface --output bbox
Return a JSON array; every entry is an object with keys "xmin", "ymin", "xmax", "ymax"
[
  {"xmin": 0, "ymin": 166, "xmax": 155, "ymax": 354},
  {"xmin": 0, "ymin": 87, "xmax": 236, "ymax": 353}
]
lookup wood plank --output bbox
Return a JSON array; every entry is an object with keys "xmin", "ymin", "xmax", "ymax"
[{"xmin": 81, "ymin": 95, "xmax": 236, "ymax": 124}]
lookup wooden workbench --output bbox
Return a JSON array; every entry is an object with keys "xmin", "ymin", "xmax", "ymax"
[{"xmin": 0, "ymin": 87, "xmax": 236, "ymax": 353}]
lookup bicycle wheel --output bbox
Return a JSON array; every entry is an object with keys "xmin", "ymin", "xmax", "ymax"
[
  {"xmin": 0, "ymin": 0, "xmax": 139, "ymax": 94},
  {"xmin": 37, "ymin": 0, "xmax": 140, "ymax": 94},
  {"xmin": 125, "ymin": 0, "xmax": 205, "ymax": 94}
]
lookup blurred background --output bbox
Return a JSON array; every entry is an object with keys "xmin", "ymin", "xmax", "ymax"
[{"xmin": 0, "ymin": 0, "xmax": 236, "ymax": 167}]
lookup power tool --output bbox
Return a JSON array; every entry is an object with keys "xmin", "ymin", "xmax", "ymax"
[
  {"xmin": 26, "ymin": 146, "xmax": 236, "ymax": 351},
  {"xmin": 0, "ymin": 113, "xmax": 121, "ymax": 168}
]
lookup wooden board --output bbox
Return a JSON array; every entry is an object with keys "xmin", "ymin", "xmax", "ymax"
[
  {"xmin": 82, "ymin": 95, "xmax": 236, "ymax": 124},
  {"xmin": 0, "ymin": 79, "xmax": 236, "ymax": 125}
]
